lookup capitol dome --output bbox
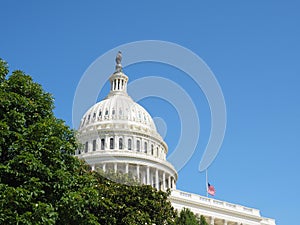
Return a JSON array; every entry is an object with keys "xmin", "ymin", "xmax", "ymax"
[
  {"xmin": 79, "ymin": 92, "xmax": 159, "ymax": 139},
  {"xmin": 76, "ymin": 52, "xmax": 177, "ymax": 190}
]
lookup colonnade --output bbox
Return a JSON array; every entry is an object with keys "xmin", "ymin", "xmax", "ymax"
[
  {"xmin": 91, "ymin": 162, "xmax": 176, "ymax": 190},
  {"xmin": 111, "ymin": 78, "xmax": 127, "ymax": 91}
]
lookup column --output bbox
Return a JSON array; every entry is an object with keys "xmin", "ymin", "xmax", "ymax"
[
  {"xmin": 96, "ymin": 138, "xmax": 99, "ymax": 151},
  {"xmin": 155, "ymin": 169, "xmax": 159, "ymax": 189},
  {"xmin": 114, "ymin": 163, "xmax": 117, "ymax": 173},
  {"xmin": 162, "ymin": 172, "xmax": 166, "ymax": 190},
  {"xmin": 210, "ymin": 217, "xmax": 214, "ymax": 225},
  {"xmin": 173, "ymin": 177, "xmax": 176, "ymax": 189},
  {"xmin": 147, "ymin": 166, "xmax": 150, "ymax": 185},
  {"xmin": 223, "ymin": 220, "xmax": 228, "ymax": 225},
  {"xmin": 142, "ymin": 170, "xmax": 146, "ymax": 184},
  {"xmin": 125, "ymin": 163, "xmax": 129, "ymax": 174},
  {"xmin": 102, "ymin": 163, "xmax": 106, "ymax": 172},
  {"xmin": 168, "ymin": 175, "xmax": 171, "ymax": 189},
  {"xmin": 137, "ymin": 165, "xmax": 140, "ymax": 180},
  {"xmin": 114, "ymin": 135, "xmax": 117, "ymax": 149},
  {"xmin": 105, "ymin": 135, "xmax": 108, "ymax": 149},
  {"xmin": 91, "ymin": 164, "xmax": 95, "ymax": 171},
  {"xmin": 132, "ymin": 136, "xmax": 136, "ymax": 151}
]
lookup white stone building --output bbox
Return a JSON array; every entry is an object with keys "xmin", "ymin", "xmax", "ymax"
[{"xmin": 76, "ymin": 53, "xmax": 276, "ymax": 225}]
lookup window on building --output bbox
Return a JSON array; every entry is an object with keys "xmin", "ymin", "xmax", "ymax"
[
  {"xmin": 144, "ymin": 142, "xmax": 147, "ymax": 153},
  {"xmin": 110, "ymin": 138, "xmax": 114, "ymax": 149},
  {"xmin": 128, "ymin": 139, "xmax": 132, "ymax": 150},
  {"xmin": 151, "ymin": 145, "xmax": 154, "ymax": 155},
  {"xmin": 93, "ymin": 140, "xmax": 96, "ymax": 151},
  {"xmin": 101, "ymin": 138, "xmax": 105, "ymax": 150},
  {"xmin": 85, "ymin": 141, "xmax": 88, "ymax": 153},
  {"xmin": 137, "ymin": 140, "xmax": 140, "ymax": 151},
  {"xmin": 119, "ymin": 138, "xmax": 123, "ymax": 149}
]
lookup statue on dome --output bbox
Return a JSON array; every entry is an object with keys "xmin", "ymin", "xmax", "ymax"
[
  {"xmin": 115, "ymin": 51, "xmax": 122, "ymax": 72},
  {"xmin": 116, "ymin": 51, "xmax": 122, "ymax": 64}
]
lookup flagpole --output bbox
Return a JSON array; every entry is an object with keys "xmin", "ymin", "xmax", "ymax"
[{"xmin": 206, "ymin": 169, "xmax": 208, "ymax": 197}]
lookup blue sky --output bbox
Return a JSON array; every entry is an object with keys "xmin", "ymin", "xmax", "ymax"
[{"xmin": 1, "ymin": 1, "xmax": 299, "ymax": 224}]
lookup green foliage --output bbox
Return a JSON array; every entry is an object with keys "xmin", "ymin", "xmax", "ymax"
[
  {"xmin": 199, "ymin": 215, "xmax": 209, "ymax": 225},
  {"xmin": 89, "ymin": 171, "xmax": 177, "ymax": 225},
  {"xmin": 0, "ymin": 58, "xmax": 177, "ymax": 225},
  {"xmin": 176, "ymin": 208, "xmax": 200, "ymax": 225},
  {"xmin": 0, "ymin": 58, "xmax": 8, "ymax": 83},
  {"xmin": 175, "ymin": 208, "xmax": 208, "ymax": 225},
  {"xmin": 0, "ymin": 58, "xmax": 98, "ymax": 224}
]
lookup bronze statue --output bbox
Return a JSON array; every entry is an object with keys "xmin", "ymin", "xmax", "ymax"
[
  {"xmin": 116, "ymin": 51, "xmax": 122, "ymax": 64},
  {"xmin": 115, "ymin": 51, "xmax": 122, "ymax": 72}
]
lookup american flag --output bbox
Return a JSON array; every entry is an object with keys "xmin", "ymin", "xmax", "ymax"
[{"xmin": 207, "ymin": 183, "xmax": 215, "ymax": 196}]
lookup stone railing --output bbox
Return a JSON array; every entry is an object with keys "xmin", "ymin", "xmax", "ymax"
[{"xmin": 171, "ymin": 189, "xmax": 261, "ymax": 217}]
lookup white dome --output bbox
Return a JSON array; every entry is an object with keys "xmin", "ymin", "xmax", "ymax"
[
  {"xmin": 79, "ymin": 94, "xmax": 157, "ymax": 134},
  {"xmin": 76, "ymin": 52, "xmax": 177, "ymax": 191}
]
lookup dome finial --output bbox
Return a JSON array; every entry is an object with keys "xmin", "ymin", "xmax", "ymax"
[
  {"xmin": 109, "ymin": 51, "xmax": 128, "ymax": 94},
  {"xmin": 115, "ymin": 51, "xmax": 122, "ymax": 72}
]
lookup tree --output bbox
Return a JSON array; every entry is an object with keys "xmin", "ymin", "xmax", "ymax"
[
  {"xmin": 91, "ymin": 171, "xmax": 177, "ymax": 225},
  {"xmin": 0, "ymin": 58, "xmax": 177, "ymax": 224},
  {"xmin": 175, "ymin": 208, "xmax": 208, "ymax": 225},
  {"xmin": 0, "ymin": 58, "xmax": 102, "ymax": 224},
  {"xmin": 175, "ymin": 208, "xmax": 200, "ymax": 225},
  {"xmin": 199, "ymin": 215, "xmax": 209, "ymax": 225}
]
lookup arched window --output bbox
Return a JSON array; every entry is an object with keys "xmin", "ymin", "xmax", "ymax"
[
  {"xmin": 101, "ymin": 138, "xmax": 105, "ymax": 150},
  {"xmin": 110, "ymin": 138, "xmax": 114, "ymax": 149},
  {"xmin": 137, "ymin": 140, "xmax": 140, "ymax": 152},
  {"xmin": 92, "ymin": 140, "xmax": 96, "ymax": 151},
  {"xmin": 128, "ymin": 139, "xmax": 132, "ymax": 150},
  {"xmin": 119, "ymin": 138, "xmax": 123, "ymax": 149},
  {"xmin": 151, "ymin": 145, "xmax": 154, "ymax": 155},
  {"xmin": 85, "ymin": 141, "xmax": 88, "ymax": 153},
  {"xmin": 144, "ymin": 142, "xmax": 147, "ymax": 153}
]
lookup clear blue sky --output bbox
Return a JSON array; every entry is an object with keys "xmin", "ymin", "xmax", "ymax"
[{"xmin": 1, "ymin": 1, "xmax": 299, "ymax": 224}]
